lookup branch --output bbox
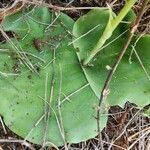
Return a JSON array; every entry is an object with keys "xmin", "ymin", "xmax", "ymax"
[
  {"xmin": 97, "ymin": 0, "xmax": 149, "ymax": 136},
  {"xmin": 21, "ymin": 0, "xmax": 103, "ymax": 11}
]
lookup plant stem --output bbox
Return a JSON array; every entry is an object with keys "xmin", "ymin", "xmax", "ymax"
[
  {"xmin": 83, "ymin": 0, "xmax": 137, "ymax": 66},
  {"xmin": 97, "ymin": 0, "xmax": 149, "ymax": 137},
  {"xmin": 111, "ymin": 0, "xmax": 137, "ymax": 31}
]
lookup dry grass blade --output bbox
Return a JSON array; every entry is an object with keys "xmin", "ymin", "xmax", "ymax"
[
  {"xmin": 21, "ymin": 0, "xmax": 105, "ymax": 11},
  {"xmin": 0, "ymin": 1, "xmax": 25, "ymax": 21},
  {"xmin": 128, "ymin": 129, "xmax": 150, "ymax": 150},
  {"xmin": 0, "ymin": 139, "xmax": 35, "ymax": 150},
  {"xmin": 0, "ymin": 27, "xmax": 39, "ymax": 74},
  {"xmin": 0, "ymin": 116, "xmax": 7, "ymax": 135},
  {"xmin": 128, "ymin": 125, "xmax": 150, "ymax": 141}
]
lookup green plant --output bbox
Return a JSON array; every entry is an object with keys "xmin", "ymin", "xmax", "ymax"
[
  {"xmin": 82, "ymin": 0, "xmax": 137, "ymax": 65},
  {"xmin": 73, "ymin": 7, "xmax": 150, "ymax": 107},
  {"xmin": 0, "ymin": 2, "xmax": 150, "ymax": 148},
  {"xmin": 0, "ymin": 7, "xmax": 107, "ymax": 146}
]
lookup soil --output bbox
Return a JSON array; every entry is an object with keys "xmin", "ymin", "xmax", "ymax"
[{"xmin": 0, "ymin": 0, "xmax": 150, "ymax": 150}]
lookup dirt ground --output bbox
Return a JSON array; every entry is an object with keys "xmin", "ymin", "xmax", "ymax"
[{"xmin": 0, "ymin": 0, "xmax": 150, "ymax": 150}]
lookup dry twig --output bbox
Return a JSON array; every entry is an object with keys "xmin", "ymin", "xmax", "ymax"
[
  {"xmin": 97, "ymin": 0, "xmax": 149, "ymax": 138},
  {"xmin": 0, "ymin": 1, "xmax": 24, "ymax": 21}
]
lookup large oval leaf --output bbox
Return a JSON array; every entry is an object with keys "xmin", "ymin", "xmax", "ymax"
[
  {"xmin": 73, "ymin": 9, "xmax": 150, "ymax": 107},
  {"xmin": 0, "ymin": 7, "xmax": 107, "ymax": 146}
]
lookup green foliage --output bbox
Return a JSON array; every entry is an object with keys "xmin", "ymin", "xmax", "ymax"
[
  {"xmin": 0, "ymin": 7, "xmax": 107, "ymax": 146},
  {"xmin": 82, "ymin": 0, "xmax": 137, "ymax": 65},
  {"xmin": 73, "ymin": 9, "xmax": 150, "ymax": 107},
  {"xmin": 0, "ymin": 6, "xmax": 150, "ymax": 147}
]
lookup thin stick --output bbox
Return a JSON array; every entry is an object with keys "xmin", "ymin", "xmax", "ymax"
[
  {"xmin": 0, "ymin": 1, "xmax": 24, "ymax": 21},
  {"xmin": 0, "ymin": 116, "xmax": 7, "ymax": 134},
  {"xmin": 58, "ymin": 64, "xmax": 68, "ymax": 150},
  {"xmin": 128, "ymin": 125, "xmax": 150, "ymax": 141},
  {"xmin": 128, "ymin": 129, "xmax": 150, "ymax": 150},
  {"xmin": 21, "ymin": 0, "xmax": 105, "ymax": 11},
  {"xmin": 0, "ymin": 139, "xmax": 35, "ymax": 150},
  {"xmin": 96, "ymin": 0, "xmax": 149, "ymax": 137}
]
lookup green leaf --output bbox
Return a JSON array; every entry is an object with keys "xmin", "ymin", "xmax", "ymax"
[
  {"xmin": 0, "ymin": 7, "xmax": 107, "ymax": 146},
  {"xmin": 72, "ymin": 8, "xmax": 115, "ymax": 61},
  {"xmin": 73, "ymin": 9, "xmax": 150, "ymax": 108},
  {"xmin": 122, "ymin": 9, "xmax": 136, "ymax": 30}
]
